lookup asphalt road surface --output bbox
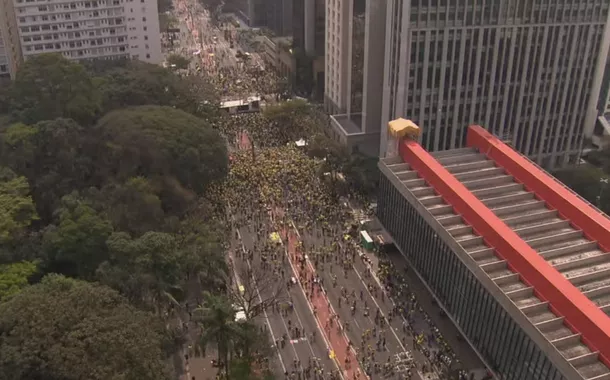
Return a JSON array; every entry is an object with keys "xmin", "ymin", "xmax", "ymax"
[{"xmin": 232, "ymin": 216, "xmax": 341, "ymax": 379}]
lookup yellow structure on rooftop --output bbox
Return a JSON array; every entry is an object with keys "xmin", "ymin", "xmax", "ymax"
[{"xmin": 388, "ymin": 118, "xmax": 421, "ymax": 139}]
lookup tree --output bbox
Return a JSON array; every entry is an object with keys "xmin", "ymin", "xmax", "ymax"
[
  {"xmin": 96, "ymin": 61, "xmax": 220, "ymax": 119},
  {"xmin": 343, "ymin": 154, "xmax": 380, "ymax": 196},
  {"xmin": 229, "ymin": 264, "xmax": 286, "ymax": 320},
  {"xmin": 10, "ymin": 54, "xmax": 100, "ymax": 125},
  {"xmin": 0, "ymin": 260, "xmax": 38, "ymax": 302},
  {"xmin": 0, "ymin": 274, "xmax": 173, "ymax": 380},
  {"xmin": 0, "ymin": 79, "xmax": 10, "ymax": 115},
  {"xmin": 554, "ymin": 166, "xmax": 608, "ymax": 209},
  {"xmin": 42, "ymin": 196, "xmax": 113, "ymax": 279},
  {"xmin": 176, "ymin": 217, "xmax": 228, "ymax": 294},
  {"xmin": 0, "ymin": 167, "xmax": 38, "ymax": 243},
  {"xmin": 91, "ymin": 177, "xmax": 166, "ymax": 236},
  {"xmin": 196, "ymin": 291, "xmax": 242, "ymax": 377},
  {"xmin": 167, "ymin": 54, "xmax": 192, "ymax": 70},
  {"xmin": 256, "ymin": 100, "xmax": 327, "ymax": 147},
  {"xmin": 98, "ymin": 231, "xmax": 183, "ymax": 311},
  {"xmin": 0, "ymin": 119, "xmax": 95, "ymax": 222},
  {"xmin": 94, "ymin": 106, "xmax": 229, "ymax": 198}
]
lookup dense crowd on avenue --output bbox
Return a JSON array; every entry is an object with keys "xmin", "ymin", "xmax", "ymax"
[
  {"xmin": 211, "ymin": 62, "xmax": 286, "ymax": 100},
  {"xmin": 207, "ymin": 111, "xmax": 482, "ymax": 380},
  {"xmin": 171, "ymin": 2, "xmax": 481, "ymax": 378}
]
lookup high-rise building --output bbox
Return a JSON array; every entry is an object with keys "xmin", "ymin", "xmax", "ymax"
[
  {"xmin": 379, "ymin": 0, "xmax": 610, "ymax": 169},
  {"xmin": 591, "ymin": 51, "xmax": 610, "ymax": 150},
  {"xmin": 292, "ymin": 0, "xmax": 324, "ymax": 98},
  {"xmin": 325, "ymin": 0, "xmax": 386, "ymax": 156},
  {"xmin": 5, "ymin": 0, "xmax": 162, "ymax": 65},
  {"xmin": 0, "ymin": 0, "xmax": 23, "ymax": 78},
  {"xmin": 378, "ymin": 122, "xmax": 610, "ymax": 380},
  {"xmin": 248, "ymin": 0, "xmax": 292, "ymax": 36}
]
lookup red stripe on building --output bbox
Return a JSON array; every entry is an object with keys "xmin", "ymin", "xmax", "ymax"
[
  {"xmin": 467, "ymin": 125, "xmax": 610, "ymax": 253},
  {"xmin": 399, "ymin": 137, "xmax": 610, "ymax": 365}
]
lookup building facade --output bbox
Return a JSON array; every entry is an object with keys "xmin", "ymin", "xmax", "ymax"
[
  {"xmin": 8, "ymin": 0, "xmax": 162, "ymax": 64},
  {"xmin": 0, "ymin": 0, "xmax": 23, "ymax": 78},
  {"xmin": 377, "ymin": 124, "xmax": 610, "ymax": 380},
  {"xmin": 379, "ymin": 0, "xmax": 610, "ymax": 169},
  {"xmin": 325, "ymin": 0, "xmax": 386, "ymax": 156},
  {"xmin": 251, "ymin": 0, "xmax": 292, "ymax": 36},
  {"xmin": 292, "ymin": 0, "xmax": 324, "ymax": 99}
]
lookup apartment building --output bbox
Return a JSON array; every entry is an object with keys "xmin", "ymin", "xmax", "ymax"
[
  {"xmin": 325, "ymin": 0, "xmax": 387, "ymax": 155},
  {"xmin": 7, "ymin": 0, "xmax": 161, "ymax": 65},
  {"xmin": 379, "ymin": 0, "xmax": 610, "ymax": 169},
  {"xmin": 0, "ymin": 0, "xmax": 23, "ymax": 78}
]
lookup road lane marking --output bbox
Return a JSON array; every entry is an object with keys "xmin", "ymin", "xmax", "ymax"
[
  {"xmin": 278, "ymin": 232, "xmax": 345, "ymax": 379},
  {"xmin": 235, "ymin": 227, "xmax": 287, "ymax": 373}
]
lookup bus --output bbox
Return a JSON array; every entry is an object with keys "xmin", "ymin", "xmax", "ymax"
[
  {"xmin": 219, "ymin": 96, "xmax": 262, "ymax": 114},
  {"xmin": 360, "ymin": 230, "xmax": 374, "ymax": 250}
]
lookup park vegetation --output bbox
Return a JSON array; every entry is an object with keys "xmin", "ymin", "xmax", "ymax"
[
  {"xmin": 554, "ymin": 150, "xmax": 610, "ymax": 214},
  {"xmin": 0, "ymin": 53, "xmax": 266, "ymax": 380}
]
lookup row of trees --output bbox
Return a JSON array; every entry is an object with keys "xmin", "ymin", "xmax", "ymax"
[
  {"xmin": 554, "ymin": 149, "xmax": 610, "ymax": 214},
  {"xmin": 0, "ymin": 53, "xmax": 261, "ymax": 379},
  {"xmin": 259, "ymin": 100, "xmax": 380, "ymax": 196}
]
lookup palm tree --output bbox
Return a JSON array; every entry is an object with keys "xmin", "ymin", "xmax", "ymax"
[{"xmin": 196, "ymin": 291, "xmax": 242, "ymax": 378}]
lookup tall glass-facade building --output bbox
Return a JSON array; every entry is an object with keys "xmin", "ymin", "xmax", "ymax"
[{"xmin": 379, "ymin": 0, "xmax": 610, "ymax": 170}]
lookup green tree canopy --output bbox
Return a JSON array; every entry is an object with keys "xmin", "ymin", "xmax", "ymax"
[
  {"xmin": 554, "ymin": 165, "xmax": 610, "ymax": 213},
  {"xmin": 94, "ymin": 106, "xmax": 228, "ymax": 197},
  {"xmin": 96, "ymin": 61, "xmax": 220, "ymax": 119},
  {"xmin": 0, "ymin": 167, "xmax": 38, "ymax": 243},
  {"xmin": 43, "ymin": 196, "xmax": 113, "ymax": 279},
  {"xmin": 93, "ymin": 177, "xmax": 166, "ymax": 236},
  {"xmin": 97, "ymin": 231, "xmax": 183, "ymax": 310},
  {"xmin": 0, "ymin": 260, "xmax": 38, "ymax": 302},
  {"xmin": 0, "ymin": 119, "xmax": 95, "ymax": 221},
  {"xmin": 0, "ymin": 274, "xmax": 173, "ymax": 380},
  {"xmin": 9, "ymin": 54, "xmax": 100, "ymax": 125}
]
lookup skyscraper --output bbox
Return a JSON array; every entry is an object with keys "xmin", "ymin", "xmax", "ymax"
[
  {"xmin": 325, "ymin": 0, "xmax": 387, "ymax": 155},
  {"xmin": 379, "ymin": 0, "xmax": 610, "ymax": 169}
]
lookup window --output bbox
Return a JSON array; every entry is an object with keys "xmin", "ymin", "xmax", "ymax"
[
  {"xmin": 143, "ymin": 26, "xmax": 147, "ymax": 31},
  {"xmin": 144, "ymin": 35, "xmax": 148, "ymax": 40},
  {"xmin": 146, "ymin": 53, "xmax": 150, "ymax": 58},
  {"xmin": 142, "ymin": 17, "xmax": 146, "ymax": 21}
]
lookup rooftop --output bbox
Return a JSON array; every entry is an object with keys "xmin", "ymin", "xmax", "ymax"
[
  {"xmin": 330, "ymin": 113, "xmax": 363, "ymax": 135},
  {"xmin": 380, "ymin": 125, "xmax": 610, "ymax": 380}
]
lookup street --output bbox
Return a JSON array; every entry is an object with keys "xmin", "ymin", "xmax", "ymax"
[
  {"xmin": 165, "ymin": 2, "xmax": 491, "ymax": 379},
  {"xmin": 225, "ymin": 132, "xmax": 490, "ymax": 380}
]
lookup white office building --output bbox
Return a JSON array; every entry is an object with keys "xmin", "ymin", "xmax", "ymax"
[{"xmin": 6, "ymin": 0, "xmax": 161, "ymax": 65}]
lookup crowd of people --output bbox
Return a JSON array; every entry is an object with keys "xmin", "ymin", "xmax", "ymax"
[
  {"xmin": 215, "ymin": 122, "xmax": 484, "ymax": 380},
  {"xmin": 174, "ymin": 3, "xmax": 485, "ymax": 378}
]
